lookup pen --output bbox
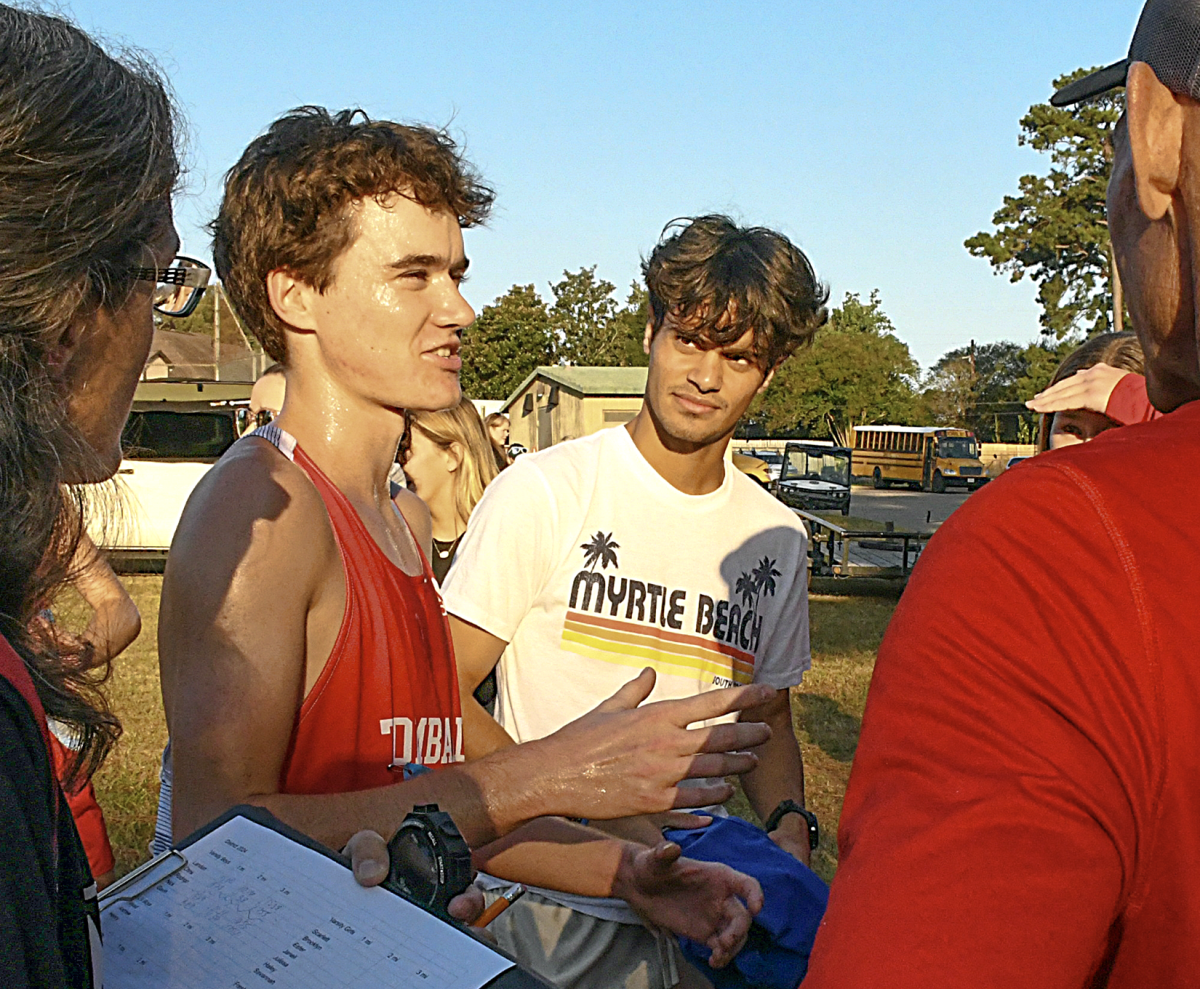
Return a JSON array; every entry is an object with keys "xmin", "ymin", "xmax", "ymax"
[{"xmin": 472, "ymin": 882, "xmax": 527, "ymax": 928}]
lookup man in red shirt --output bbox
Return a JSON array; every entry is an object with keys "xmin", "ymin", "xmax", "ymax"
[
  {"xmin": 804, "ymin": 1, "xmax": 1200, "ymax": 985},
  {"xmin": 158, "ymin": 108, "xmax": 773, "ymax": 966}
]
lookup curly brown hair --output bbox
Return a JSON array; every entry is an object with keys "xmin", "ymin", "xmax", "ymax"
[
  {"xmin": 642, "ymin": 215, "xmax": 829, "ymax": 372},
  {"xmin": 213, "ymin": 107, "xmax": 494, "ymax": 364}
]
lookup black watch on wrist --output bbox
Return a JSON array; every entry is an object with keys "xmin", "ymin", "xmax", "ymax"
[{"xmin": 764, "ymin": 799, "xmax": 819, "ymax": 851}]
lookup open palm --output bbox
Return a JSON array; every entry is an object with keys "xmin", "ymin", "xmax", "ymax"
[{"xmin": 617, "ymin": 841, "xmax": 763, "ymax": 970}]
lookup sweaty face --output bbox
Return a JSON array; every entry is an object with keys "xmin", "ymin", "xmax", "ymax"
[
  {"xmin": 643, "ymin": 315, "xmax": 769, "ymax": 448},
  {"xmin": 306, "ymin": 196, "xmax": 473, "ymax": 415},
  {"xmin": 63, "ymin": 222, "xmax": 179, "ymax": 481},
  {"xmin": 1047, "ymin": 409, "xmax": 1121, "ymax": 450}
]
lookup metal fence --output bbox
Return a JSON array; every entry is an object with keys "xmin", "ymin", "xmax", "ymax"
[{"xmin": 791, "ymin": 509, "xmax": 933, "ymax": 580}]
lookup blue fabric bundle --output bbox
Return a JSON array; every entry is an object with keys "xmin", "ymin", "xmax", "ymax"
[{"xmin": 664, "ymin": 816, "xmax": 829, "ymax": 989}]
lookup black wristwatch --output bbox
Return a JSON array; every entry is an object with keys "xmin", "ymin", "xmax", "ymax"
[{"xmin": 764, "ymin": 799, "xmax": 819, "ymax": 851}]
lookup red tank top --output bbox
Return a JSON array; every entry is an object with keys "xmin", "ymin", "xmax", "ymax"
[{"xmin": 257, "ymin": 428, "xmax": 462, "ymax": 795}]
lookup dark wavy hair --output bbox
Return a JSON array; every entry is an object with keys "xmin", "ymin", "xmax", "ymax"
[
  {"xmin": 643, "ymin": 215, "xmax": 829, "ymax": 371},
  {"xmin": 0, "ymin": 5, "xmax": 180, "ymax": 784},
  {"xmin": 213, "ymin": 106, "xmax": 494, "ymax": 364}
]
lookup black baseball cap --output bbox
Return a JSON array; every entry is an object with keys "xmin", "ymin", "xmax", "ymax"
[{"xmin": 1051, "ymin": 0, "xmax": 1200, "ymax": 107}]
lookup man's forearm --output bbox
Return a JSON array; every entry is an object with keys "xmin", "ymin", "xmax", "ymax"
[
  {"xmin": 178, "ymin": 673, "xmax": 777, "ymax": 855},
  {"xmin": 471, "ymin": 818, "xmax": 634, "ymax": 897},
  {"xmin": 740, "ymin": 693, "xmax": 806, "ymax": 813},
  {"xmin": 589, "ymin": 814, "xmax": 674, "ymax": 846},
  {"xmin": 239, "ymin": 744, "xmax": 549, "ymax": 851},
  {"xmin": 739, "ymin": 691, "xmax": 809, "ymax": 860}
]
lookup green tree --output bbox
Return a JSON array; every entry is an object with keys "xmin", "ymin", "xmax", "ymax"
[
  {"xmin": 459, "ymin": 284, "xmax": 554, "ymax": 400},
  {"xmin": 606, "ymin": 282, "xmax": 651, "ymax": 367},
  {"xmin": 159, "ymin": 288, "xmax": 216, "ymax": 335},
  {"xmin": 550, "ymin": 266, "xmax": 622, "ymax": 365},
  {"xmin": 965, "ymin": 67, "xmax": 1125, "ymax": 339},
  {"xmin": 918, "ymin": 339, "xmax": 1072, "ymax": 440},
  {"xmin": 547, "ymin": 268, "xmax": 650, "ymax": 367},
  {"xmin": 920, "ymin": 354, "xmax": 977, "ymax": 429},
  {"xmin": 756, "ymin": 290, "xmax": 919, "ymax": 441},
  {"xmin": 1014, "ymin": 339, "xmax": 1070, "ymax": 400}
]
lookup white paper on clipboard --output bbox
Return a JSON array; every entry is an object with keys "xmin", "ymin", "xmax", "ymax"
[{"xmin": 99, "ymin": 814, "xmax": 512, "ymax": 989}]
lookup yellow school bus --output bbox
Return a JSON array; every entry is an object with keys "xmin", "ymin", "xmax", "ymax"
[{"xmin": 851, "ymin": 426, "xmax": 986, "ymax": 493}]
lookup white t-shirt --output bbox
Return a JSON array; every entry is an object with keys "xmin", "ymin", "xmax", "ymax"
[
  {"xmin": 444, "ymin": 425, "xmax": 810, "ymax": 743},
  {"xmin": 446, "ymin": 424, "xmax": 811, "ymax": 739},
  {"xmin": 444, "ymin": 425, "xmax": 810, "ymax": 920}
]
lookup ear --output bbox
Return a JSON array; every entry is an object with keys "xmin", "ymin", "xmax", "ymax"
[
  {"xmin": 642, "ymin": 319, "xmax": 654, "ymax": 355},
  {"xmin": 444, "ymin": 440, "xmax": 464, "ymax": 474},
  {"xmin": 1127, "ymin": 60, "xmax": 1184, "ymax": 221},
  {"xmin": 48, "ymin": 316, "xmax": 90, "ymax": 374},
  {"xmin": 755, "ymin": 366, "xmax": 777, "ymax": 395},
  {"xmin": 266, "ymin": 269, "xmax": 323, "ymax": 332}
]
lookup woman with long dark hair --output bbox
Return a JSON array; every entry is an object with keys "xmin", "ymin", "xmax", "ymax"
[{"xmin": 0, "ymin": 7, "xmax": 184, "ymax": 984}]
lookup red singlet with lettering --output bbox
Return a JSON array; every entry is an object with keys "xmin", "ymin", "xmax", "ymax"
[{"xmin": 262, "ymin": 428, "xmax": 463, "ymax": 794}]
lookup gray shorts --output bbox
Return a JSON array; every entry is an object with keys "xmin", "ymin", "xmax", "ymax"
[{"xmin": 482, "ymin": 889, "xmax": 712, "ymax": 989}]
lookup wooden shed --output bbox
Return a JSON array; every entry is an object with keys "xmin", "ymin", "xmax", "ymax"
[{"xmin": 502, "ymin": 367, "xmax": 648, "ymax": 452}]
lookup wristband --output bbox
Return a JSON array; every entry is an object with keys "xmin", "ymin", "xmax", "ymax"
[{"xmin": 764, "ymin": 799, "xmax": 819, "ymax": 851}]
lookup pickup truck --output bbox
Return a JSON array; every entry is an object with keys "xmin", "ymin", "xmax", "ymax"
[{"xmin": 772, "ymin": 441, "xmax": 853, "ymax": 516}]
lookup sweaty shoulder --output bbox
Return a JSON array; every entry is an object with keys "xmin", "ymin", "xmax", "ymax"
[{"xmin": 168, "ymin": 437, "xmax": 336, "ymax": 598}]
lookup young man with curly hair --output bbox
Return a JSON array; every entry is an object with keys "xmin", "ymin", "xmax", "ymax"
[
  {"xmin": 447, "ymin": 215, "xmax": 829, "ymax": 988},
  {"xmin": 156, "ymin": 109, "xmax": 778, "ymax": 958}
]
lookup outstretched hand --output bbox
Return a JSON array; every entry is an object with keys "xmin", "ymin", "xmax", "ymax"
[
  {"xmin": 1025, "ymin": 364, "xmax": 1130, "ymax": 415},
  {"xmin": 615, "ymin": 840, "xmax": 763, "ymax": 969},
  {"xmin": 534, "ymin": 668, "xmax": 773, "ymax": 822}
]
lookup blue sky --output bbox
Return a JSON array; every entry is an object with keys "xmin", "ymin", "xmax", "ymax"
[{"xmin": 69, "ymin": 0, "xmax": 1140, "ymax": 368}]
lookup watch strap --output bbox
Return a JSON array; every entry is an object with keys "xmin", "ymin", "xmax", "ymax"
[{"xmin": 764, "ymin": 799, "xmax": 819, "ymax": 850}]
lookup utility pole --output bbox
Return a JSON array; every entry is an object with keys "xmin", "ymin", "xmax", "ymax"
[
  {"xmin": 968, "ymin": 339, "xmax": 977, "ymax": 428},
  {"xmin": 213, "ymin": 284, "xmax": 221, "ymax": 380},
  {"xmin": 1110, "ymin": 242, "xmax": 1124, "ymax": 333}
]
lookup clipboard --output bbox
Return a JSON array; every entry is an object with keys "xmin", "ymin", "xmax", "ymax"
[{"xmin": 99, "ymin": 805, "xmax": 552, "ymax": 989}]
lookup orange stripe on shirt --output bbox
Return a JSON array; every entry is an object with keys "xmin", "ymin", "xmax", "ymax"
[
  {"xmin": 563, "ymin": 616, "xmax": 756, "ymax": 676},
  {"xmin": 565, "ymin": 609, "xmax": 757, "ymax": 663}
]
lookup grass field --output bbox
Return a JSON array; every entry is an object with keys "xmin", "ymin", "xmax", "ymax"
[{"xmin": 60, "ymin": 578, "xmax": 896, "ymax": 884}]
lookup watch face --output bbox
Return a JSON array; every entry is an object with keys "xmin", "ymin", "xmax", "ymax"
[
  {"xmin": 386, "ymin": 808, "xmax": 474, "ymax": 915},
  {"xmin": 388, "ymin": 825, "xmax": 441, "ymax": 908}
]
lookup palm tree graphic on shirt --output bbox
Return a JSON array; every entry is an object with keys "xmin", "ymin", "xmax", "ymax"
[
  {"xmin": 753, "ymin": 556, "xmax": 781, "ymax": 598},
  {"xmin": 735, "ymin": 556, "xmax": 782, "ymax": 612},
  {"xmin": 581, "ymin": 531, "xmax": 620, "ymax": 571},
  {"xmin": 735, "ymin": 571, "xmax": 757, "ymax": 608}
]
